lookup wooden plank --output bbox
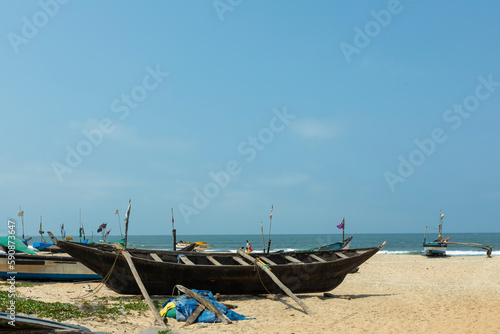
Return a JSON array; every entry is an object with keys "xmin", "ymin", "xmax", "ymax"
[
  {"xmin": 121, "ymin": 250, "xmax": 167, "ymax": 328},
  {"xmin": 178, "ymin": 255, "xmax": 195, "ymax": 265},
  {"xmin": 207, "ymin": 255, "xmax": 222, "ymax": 266},
  {"xmin": 150, "ymin": 253, "xmax": 163, "ymax": 262},
  {"xmin": 237, "ymin": 249, "xmax": 312, "ymax": 316},
  {"xmin": 337, "ymin": 252, "xmax": 349, "ymax": 259},
  {"xmin": 175, "ymin": 285, "xmax": 232, "ymax": 324},
  {"xmin": 258, "ymin": 256, "xmax": 277, "ymax": 266},
  {"xmin": 310, "ymin": 254, "xmax": 326, "ymax": 263},
  {"xmin": 284, "ymin": 255, "xmax": 302, "ymax": 263},
  {"xmin": 232, "ymin": 256, "xmax": 251, "ymax": 266},
  {"xmin": 181, "ymin": 304, "xmax": 206, "ymax": 327}
]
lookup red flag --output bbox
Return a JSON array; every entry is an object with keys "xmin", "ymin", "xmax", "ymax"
[
  {"xmin": 337, "ymin": 218, "xmax": 344, "ymax": 229},
  {"xmin": 105, "ymin": 229, "xmax": 111, "ymax": 237}
]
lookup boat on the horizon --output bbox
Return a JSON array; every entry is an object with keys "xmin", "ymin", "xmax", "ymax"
[
  {"xmin": 55, "ymin": 238, "xmax": 386, "ymax": 295},
  {"xmin": 176, "ymin": 241, "xmax": 213, "ymax": 251}
]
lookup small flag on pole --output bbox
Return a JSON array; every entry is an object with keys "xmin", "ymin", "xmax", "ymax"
[
  {"xmin": 114, "ymin": 209, "xmax": 119, "ymax": 215},
  {"xmin": 337, "ymin": 218, "xmax": 345, "ymax": 229},
  {"xmin": 270, "ymin": 205, "xmax": 273, "ymax": 219},
  {"xmin": 18, "ymin": 211, "xmax": 24, "ymax": 216},
  {"xmin": 105, "ymin": 229, "xmax": 111, "ymax": 237},
  {"xmin": 97, "ymin": 223, "xmax": 107, "ymax": 233}
]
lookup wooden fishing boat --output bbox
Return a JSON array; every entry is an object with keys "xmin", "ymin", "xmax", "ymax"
[
  {"xmin": 423, "ymin": 211, "xmax": 448, "ymax": 256},
  {"xmin": 55, "ymin": 240, "xmax": 386, "ymax": 295},
  {"xmin": 319, "ymin": 234, "xmax": 354, "ymax": 250},
  {"xmin": 423, "ymin": 211, "xmax": 493, "ymax": 257},
  {"xmin": 0, "ymin": 253, "xmax": 100, "ymax": 281},
  {"xmin": 298, "ymin": 234, "xmax": 354, "ymax": 252}
]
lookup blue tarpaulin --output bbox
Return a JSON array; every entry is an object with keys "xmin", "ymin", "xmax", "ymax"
[{"xmin": 162, "ymin": 289, "xmax": 252, "ymax": 323}]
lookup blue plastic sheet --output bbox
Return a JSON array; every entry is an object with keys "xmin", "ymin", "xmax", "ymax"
[{"xmin": 162, "ymin": 289, "xmax": 251, "ymax": 323}]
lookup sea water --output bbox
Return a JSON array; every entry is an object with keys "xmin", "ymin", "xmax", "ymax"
[{"xmin": 91, "ymin": 233, "xmax": 500, "ymax": 256}]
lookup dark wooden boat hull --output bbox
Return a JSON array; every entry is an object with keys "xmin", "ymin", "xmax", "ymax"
[{"xmin": 57, "ymin": 241, "xmax": 385, "ymax": 295}]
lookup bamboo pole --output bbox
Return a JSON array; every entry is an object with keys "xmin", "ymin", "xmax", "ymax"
[
  {"xmin": 342, "ymin": 217, "xmax": 345, "ymax": 242},
  {"xmin": 267, "ymin": 205, "xmax": 273, "ymax": 253},
  {"xmin": 237, "ymin": 249, "xmax": 312, "ymax": 316},
  {"xmin": 116, "ymin": 209, "xmax": 123, "ymax": 239},
  {"xmin": 261, "ymin": 221, "xmax": 265, "ymax": 253},
  {"xmin": 121, "ymin": 249, "xmax": 167, "ymax": 328},
  {"xmin": 19, "ymin": 206, "xmax": 24, "ymax": 240},
  {"xmin": 124, "ymin": 200, "xmax": 131, "ymax": 248},
  {"xmin": 171, "ymin": 208, "xmax": 176, "ymax": 251}
]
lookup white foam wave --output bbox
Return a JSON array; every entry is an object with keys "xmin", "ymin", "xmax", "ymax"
[{"xmin": 379, "ymin": 250, "xmax": 413, "ymax": 255}]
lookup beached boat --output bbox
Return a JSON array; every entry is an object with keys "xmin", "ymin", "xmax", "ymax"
[
  {"xmin": 423, "ymin": 211, "xmax": 493, "ymax": 257},
  {"xmin": 299, "ymin": 234, "xmax": 354, "ymax": 252},
  {"xmin": 176, "ymin": 241, "xmax": 213, "ymax": 251},
  {"xmin": 321, "ymin": 234, "xmax": 354, "ymax": 250},
  {"xmin": 55, "ymin": 240, "xmax": 386, "ymax": 295},
  {"xmin": 0, "ymin": 311, "xmax": 96, "ymax": 333},
  {"xmin": 423, "ymin": 211, "xmax": 448, "ymax": 256},
  {"xmin": 0, "ymin": 253, "xmax": 100, "ymax": 281}
]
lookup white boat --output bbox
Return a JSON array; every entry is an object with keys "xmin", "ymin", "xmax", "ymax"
[
  {"xmin": 423, "ymin": 211, "xmax": 448, "ymax": 256},
  {"xmin": 0, "ymin": 253, "xmax": 100, "ymax": 281}
]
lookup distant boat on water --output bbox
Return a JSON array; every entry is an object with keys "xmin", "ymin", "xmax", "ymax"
[{"xmin": 176, "ymin": 241, "xmax": 213, "ymax": 251}]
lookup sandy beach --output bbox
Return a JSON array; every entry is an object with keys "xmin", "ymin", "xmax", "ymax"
[{"xmin": 2, "ymin": 254, "xmax": 499, "ymax": 334}]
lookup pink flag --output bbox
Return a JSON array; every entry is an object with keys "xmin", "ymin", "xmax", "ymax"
[{"xmin": 337, "ymin": 218, "xmax": 344, "ymax": 229}]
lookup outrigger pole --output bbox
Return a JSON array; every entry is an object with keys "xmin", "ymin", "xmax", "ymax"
[{"xmin": 445, "ymin": 241, "xmax": 493, "ymax": 257}]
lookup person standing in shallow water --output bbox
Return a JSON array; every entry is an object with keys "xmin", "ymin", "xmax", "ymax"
[{"xmin": 246, "ymin": 240, "xmax": 252, "ymax": 252}]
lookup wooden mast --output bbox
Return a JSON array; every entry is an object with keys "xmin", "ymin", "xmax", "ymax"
[
  {"xmin": 267, "ymin": 205, "xmax": 273, "ymax": 253},
  {"xmin": 171, "ymin": 208, "xmax": 176, "ymax": 251},
  {"xmin": 124, "ymin": 200, "xmax": 131, "ymax": 248}
]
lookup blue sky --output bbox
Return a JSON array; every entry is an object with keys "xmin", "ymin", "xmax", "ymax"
[{"xmin": 1, "ymin": 1, "xmax": 499, "ymax": 237}]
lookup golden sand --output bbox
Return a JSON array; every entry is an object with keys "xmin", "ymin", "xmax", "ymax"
[{"xmin": 3, "ymin": 254, "xmax": 499, "ymax": 334}]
